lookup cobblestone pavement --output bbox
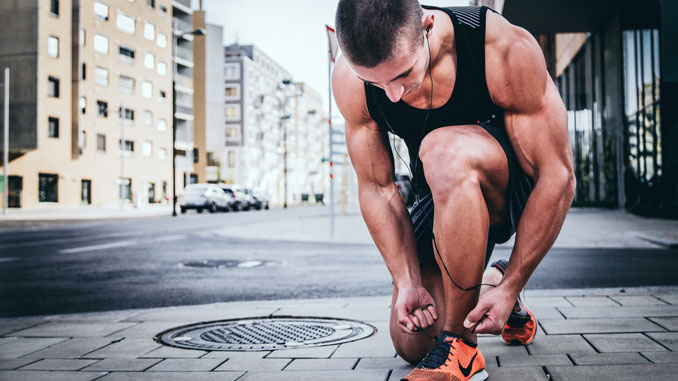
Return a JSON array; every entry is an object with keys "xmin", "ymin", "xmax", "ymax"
[{"xmin": 1, "ymin": 287, "xmax": 678, "ymax": 380}]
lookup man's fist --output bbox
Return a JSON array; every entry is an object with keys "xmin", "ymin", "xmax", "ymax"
[
  {"xmin": 394, "ymin": 286, "xmax": 439, "ymax": 334},
  {"xmin": 463, "ymin": 285, "xmax": 515, "ymax": 334}
]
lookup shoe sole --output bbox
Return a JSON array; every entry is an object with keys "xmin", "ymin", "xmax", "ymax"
[{"xmin": 470, "ymin": 369, "xmax": 489, "ymax": 381}]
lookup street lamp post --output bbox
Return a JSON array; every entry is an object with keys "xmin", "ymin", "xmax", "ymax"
[
  {"xmin": 171, "ymin": 24, "xmax": 205, "ymax": 217},
  {"xmin": 2, "ymin": 68, "xmax": 8, "ymax": 214}
]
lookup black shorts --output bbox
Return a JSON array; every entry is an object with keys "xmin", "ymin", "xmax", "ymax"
[{"xmin": 409, "ymin": 123, "xmax": 535, "ymax": 267}]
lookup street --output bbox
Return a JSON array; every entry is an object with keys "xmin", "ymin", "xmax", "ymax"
[{"xmin": 1, "ymin": 206, "xmax": 677, "ymax": 318}]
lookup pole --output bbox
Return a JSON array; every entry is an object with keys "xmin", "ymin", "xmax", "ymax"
[
  {"xmin": 172, "ymin": 21, "xmax": 178, "ymax": 217},
  {"xmin": 283, "ymin": 117, "xmax": 288, "ymax": 209},
  {"xmin": 2, "ymin": 68, "xmax": 8, "ymax": 214},
  {"xmin": 328, "ymin": 50, "xmax": 334, "ymax": 237},
  {"xmin": 120, "ymin": 102, "xmax": 125, "ymax": 211}
]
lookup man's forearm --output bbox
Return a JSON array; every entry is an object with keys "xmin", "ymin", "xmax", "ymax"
[
  {"xmin": 359, "ymin": 185, "xmax": 422, "ymax": 289},
  {"xmin": 500, "ymin": 173, "xmax": 575, "ymax": 296}
]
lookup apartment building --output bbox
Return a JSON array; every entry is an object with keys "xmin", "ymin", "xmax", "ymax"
[{"xmin": 0, "ymin": 0, "xmax": 173, "ymax": 209}]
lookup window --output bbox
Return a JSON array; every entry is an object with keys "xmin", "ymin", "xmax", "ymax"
[
  {"xmin": 48, "ymin": 117, "xmax": 59, "ymax": 138},
  {"xmin": 224, "ymin": 85, "xmax": 239, "ymax": 99},
  {"xmin": 143, "ymin": 22, "xmax": 155, "ymax": 40},
  {"xmin": 79, "ymin": 29, "xmax": 85, "ymax": 46},
  {"xmin": 157, "ymin": 61, "xmax": 167, "ymax": 76},
  {"xmin": 79, "ymin": 97, "xmax": 86, "ymax": 114},
  {"xmin": 160, "ymin": 4, "xmax": 167, "ymax": 13},
  {"xmin": 81, "ymin": 180, "xmax": 91, "ymax": 204},
  {"xmin": 94, "ymin": 2, "xmax": 109, "ymax": 20},
  {"xmin": 119, "ymin": 178, "xmax": 132, "ymax": 200},
  {"xmin": 79, "ymin": 130, "xmax": 87, "ymax": 153},
  {"xmin": 225, "ymin": 105, "xmax": 240, "ymax": 120},
  {"xmin": 97, "ymin": 134, "xmax": 106, "ymax": 152},
  {"xmin": 144, "ymin": 52, "xmax": 154, "ymax": 69},
  {"xmin": 142, "ymin": 141, "xmax": 152, "ymax": 156},
  {"xmin": 50, "ymin": 0, "xmax": 59, "ymax": 16},
  {"xmin": 156, "ymin": 33, "xmax": 167, "ymax": 48},
  {"xmin": 81, "ymin": 62, "xmax": 86, "ymax": 80},
  {"xmin": 119, "ymin": 75, "xmax": 135, "ymax": 94},
  {"xmin": 144, "ymin": 110, "xmax": 152, "ymax": 126},
  {"xmin": 95, "ymin": 67, "xmax": 109, "ymax": 86},
  {"xmin": 159, "ymin": 90, "xmax": 166, "ymax": 99},
  {"xmin": 227, "ymin": 151, "xmax": 235, "ymax": 168},
  {"xmin": 157, "ymin": 119, "xmax": 167, "ymax": 131},
  {"xmin": 224, "ymin": 63, "xmax": 240, "ymax": 79},
  {"xmin": 119, "ymin": 107, "xmax": 134, "ymax": 121},
  {"xmin": 158, "ymin": 148, "xmax": 167, "ymax": 160},
  {"xmin": 147, "ymin": 0, "xmax": 155, "ymax": 8},
  {"xmin": 119, "ymin": 45, "xmax": 135, "ymax": 62},
  {"xmin": 142, "ymin": 81, "xmax": 152, "ymax": 98},
  {"xmin": 39, "ymin": 174, "xmax": 59, "ymax": 202},
  {"xmin": 97, "ymin": 100, "xmax": 108, "ymax": 117},
  {"xmin": 119, "ymin": 139, "xmax": 134, "ymax": 152},
  {"xmin": 48, "ymin": 76, "xmax": 59, "ymax": 97},
  {"xmin": 193, "ymin": 148, "xmax": 199, "ymax": 163},
  {"xmin": 116, "ymin": 12, "xmax": 135, "ymax": 34},
  {"xmin": 48, "ymin": 36, "xmax": 59, "ymax": 58},
  {"xmin": 94, "ymin": 34, "xmax": 108, "ymax": 54}
]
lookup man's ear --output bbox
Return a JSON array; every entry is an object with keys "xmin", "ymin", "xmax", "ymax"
[{"xmin": 422, "ymin": 13, "xmax": 434, "ymax": 35}]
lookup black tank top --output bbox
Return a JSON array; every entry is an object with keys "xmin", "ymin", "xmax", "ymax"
[{"xmin": 364, "ymin": 5, "xmax": 504, "ymax": 196}]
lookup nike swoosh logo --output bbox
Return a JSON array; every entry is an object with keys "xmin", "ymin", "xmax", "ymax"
[{"xmin": 458, "ymin": 352, "xmax": 477, "ymax": 377}]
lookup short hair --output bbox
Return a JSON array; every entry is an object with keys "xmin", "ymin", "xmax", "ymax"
[{"xmin": 335, "ymin": 0, "xmax": 424, "ymax": 68}]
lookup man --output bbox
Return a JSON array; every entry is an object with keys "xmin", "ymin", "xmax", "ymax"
[{"xmin": 332, "ymin": 1, "xmax": 575, "ymax": 380}]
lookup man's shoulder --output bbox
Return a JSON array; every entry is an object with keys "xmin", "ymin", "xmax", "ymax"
[{"xmin": 332, "ymin": 56, "xmax": 373, "ymax": 126}]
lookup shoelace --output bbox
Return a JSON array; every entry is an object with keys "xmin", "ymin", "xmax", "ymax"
[{"xmin": 418, "ymin": 336, "xmax": 455, "ymax": 369}]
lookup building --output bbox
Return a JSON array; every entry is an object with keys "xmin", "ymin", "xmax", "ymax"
[
  {"xmin": 221, "ymin": 43, "xmax": 327, "ymax": 205},
  {"xmin": 475, "ymin": 0, "xmax": 677, "ymax": 217},
  {"xmin": 0, "ymin": 0, "xmax": 174, "ymax": 209},
  {"xmin": 203, "ymin": 23, "xmax": 225, "ymax": 184}
]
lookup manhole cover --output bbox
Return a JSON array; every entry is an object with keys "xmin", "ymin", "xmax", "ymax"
[
  {"xmin": 178, "ymin": 259, "xmax": 276, "ymax": 269},
  {"xmin": 155, "ymin": 316, "xmax": 376, "ymax": 351}
]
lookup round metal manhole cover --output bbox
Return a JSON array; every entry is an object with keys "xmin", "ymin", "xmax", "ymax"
[
  {"xmin": 155, "ymin": 317, "xmax": 376, "ymax": 351},
  {"xmin": 178, "ymin": 259, "xmax": 277, "ymax": 269}
]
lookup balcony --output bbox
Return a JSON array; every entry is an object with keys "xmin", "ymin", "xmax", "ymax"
[
  {"xmin": 174, "ymin": 74, "xmax": 193, "ymax": 91},
  {"xmin": 175, "ymin": 45, "xmax": 193, "ymax": 62},
  {"xmin": 173, "ymin": 17, "xmax": 193, "ymax": 34}
]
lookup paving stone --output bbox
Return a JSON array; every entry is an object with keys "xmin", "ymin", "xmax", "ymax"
[
  {"xmin": 332, "ymin": 339, "xmax": 396, "ymax": 358},
  {"xmin": 267, "ymin": 345, "xmax": 338, "ymax": 358},
  {"xmin": 641, "ymin": 351, "xmax": 678, "ymax": 363},
  {"xmin": 570, "ymin": 352, "xmax": 649, "ymax": 365},
  {"xmin": 141, "ymin": 345, "xmax": 207, "ymax": 358},
  {"xmin": 521, "ymin": 296, "xmax": 572, "ymax": 308},
  {"xmin": 355, "ymin": 357, "xmax": 412, "ymax": 370},
  {"xmin": 0, "ymin": 320, "xmax": 47, "ymax": 336},
  {"xmin": 547, "ymin": 364, "xmax": 678, "ymax": 381},
  {"xmin": 272, "ymin": 307, "xmax": 390, "ymax": 322},
  {"xmin": 23, "ymin": 338, "xmax": 115, "ymax": 359},
  {"xmin": 285, "ymin": 358, "xmax": 357, "ymax": 370},
  {"xmin": 97, "ymin": 371, "xmax": 244, "ymax": 380},
  {"xmin": 524, "ymin": 334, "xmax": 597, "ymax": 355},
  {"xmin": 0, "ymin": 337, "xmax": 68, "ymax": 358},
  {"xmin": 477, "ymin": 336, "xmax": 530, "ymax": 357},
  {"xmin": 648, "ymin": 317, "xmax": 678, "ymax": 331},
  {"xmin": 656, "ymin": 295, "xmax": 678, "ymax": 305},
  {"xmin": 540, "ymin": 317, "xmax": 664, "ymax": 334},
  {"xmin": 81, "ymin": 337, "xmax": 161, "ymax": 359},
  {"xmin": 238, "ymin": 369, "xmax": 389, "ymax": 380},
  {"xmin": 146, "ymin": 358, "xmax": 225, "ymax": 371},
  {"xmin": 123, "ymin": 308, "xmax": 278, "ymax": 322},
  {"xmin": 584, "ymin": 333, "xmax": 668, "ymax": 352},
  {"xmin": 566, "ymin": 296, "xmax": 620, "ymax": 307},
  {"xmin": 11, "ymin": 322, "xmax": 136, "ymax": 337},
  {"xmin": 497, "ymin": 353, "xmax": 572, "ymax": 367},
  {"xmin": 81, "ymin": 358, "xmax": 162, "ymax": 371},
  {"xmin": 215, "ymin": 358, "xmax": 290, "ymax": 371},
  {"xmin": 558, "ymin": 305, "xmax": 678, "ymax": 319},
  {"xmin": 529, "ymin": 307, "xmax": 564, "ymax": 320},
  {"xmin": 19, "ymin": 358, "xmax": 99, "ymax": 371},
  {"xmin": 105, "ymin": 321, "xmax": 187, "ymax": 338},
  {"xmin": 488, "ymin": 366, "xmax": 549, "ymax": 380},
  {"xmin": 646, "ymin": 332, "xmax": 678, "ymax": 350},
  {"xmin": 389, "ymin": 367, "xmax": 416, "ymax": 380},
  {"xmin": 0, "ymin": 358, "xmax": 41, "ymax": 370},
  {"xmin": 610, "ymin": 295, "xmax": 668, "ymax": 306},
  {"xmin": 0, "ymin": 370, "xmax": 106, "ymax": 380},
  {"xmin": 202, "ymin": 350, "xmax": 270, "ymax": 359}
]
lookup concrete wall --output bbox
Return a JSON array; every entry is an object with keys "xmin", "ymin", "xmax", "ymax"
[
  {"xmin": 192, "ymin": 10, "xmax": 206, "ymax": 183},
  {"xmin": 204, "ymin": 23, "xmax": 224, "ymax": 182}
]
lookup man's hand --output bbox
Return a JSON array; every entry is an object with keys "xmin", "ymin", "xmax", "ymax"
[
  {"xmin": 395, "ymin": 286, "xmax": 438, "ymax": 334},
  {"xmin": 463, "ymin": 285, "xmax": 516, "ymax": 335}
]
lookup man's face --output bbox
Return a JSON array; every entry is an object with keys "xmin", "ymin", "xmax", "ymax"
[{"xmin": 349, "ymin": 35, "xmax": 428, "ymax": 103}]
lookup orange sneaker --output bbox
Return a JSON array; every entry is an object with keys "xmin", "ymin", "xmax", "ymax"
[
  {"xmin": 490, "ymin": 259, "xmax": 538, "ymax": 345},
  {"xmin": 402, "ymin": 331, "xmax": 488, "ymax": 381}
]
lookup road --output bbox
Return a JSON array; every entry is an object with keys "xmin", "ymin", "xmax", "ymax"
[{"xmin": 1, "ymin": 207, "xmax": 677, "ymax": 318}]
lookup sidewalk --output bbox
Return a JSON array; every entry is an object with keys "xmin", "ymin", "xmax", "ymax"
[
  {"xmin": 1, "ymin": 287, "xmax": 678, "ymax": 380},
  {"xmin": 0, "ymin": 204, "xmax": 172, "ymax": 223}
]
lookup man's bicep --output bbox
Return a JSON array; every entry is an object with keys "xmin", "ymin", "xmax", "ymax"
[{"xmin": 345, "ymin": 121, "xmax": 396, "ymax": 188}]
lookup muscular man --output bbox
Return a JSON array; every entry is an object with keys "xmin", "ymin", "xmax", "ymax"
[{"xmin": 332, "ymin": 1, "xmax": 575, "ymax": 380}]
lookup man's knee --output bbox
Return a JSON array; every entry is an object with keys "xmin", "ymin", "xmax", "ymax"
[{"xmin": 390, "ymin": 328, "xmax": 430, "ymax": 365}]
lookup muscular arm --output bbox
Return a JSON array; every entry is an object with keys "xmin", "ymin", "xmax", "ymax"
[
  {"xmin": 485, "ymin": 13, "xmax": 576, "ymax": 298},
  {"xmin": 333, "ymin": 56, "xmax": 422, "ymax": 290}
]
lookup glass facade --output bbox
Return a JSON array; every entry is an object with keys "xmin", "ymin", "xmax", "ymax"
[
  {"xmin": 556, "ymin": 33, "xmax": 617, "ymax": 206},
  {"xmin": 622, "ymin": 29, "xmax": 662, "ymax": 212}
]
